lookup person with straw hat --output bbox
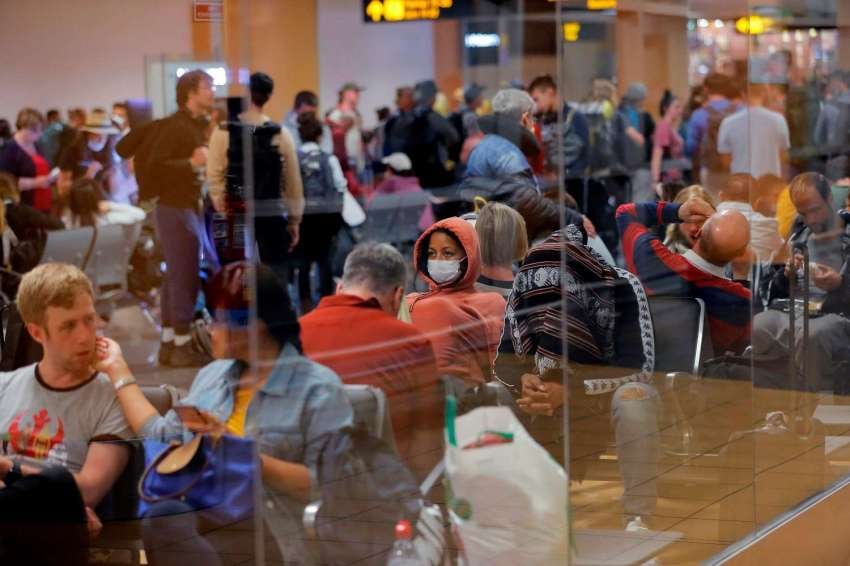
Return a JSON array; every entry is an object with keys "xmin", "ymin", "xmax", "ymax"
[{"xmin": 57, "ymin": 108, "xmax": 120, "ymax": 197}]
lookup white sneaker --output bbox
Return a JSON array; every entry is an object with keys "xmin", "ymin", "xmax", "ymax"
[{"xmin": 625, "ymin": 516, "xmax": 650, "ymax": 532}]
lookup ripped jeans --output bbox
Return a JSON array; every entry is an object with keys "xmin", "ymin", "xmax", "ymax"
[
  {"xmin": 610, "ymin": 381, "xmax": 661, "ymax": 518},
  {"xmin": 524, "ymin": 379, "xmax": 661, "ymax": 520}
]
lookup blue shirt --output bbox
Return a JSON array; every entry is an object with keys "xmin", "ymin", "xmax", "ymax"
[
  {"xmin": 466, "ymin": 134, "xmax": 532, "ymax": 179},
  {"xmin": 685, "ymin": 99, "xmax": 733, "ymax": 157}
]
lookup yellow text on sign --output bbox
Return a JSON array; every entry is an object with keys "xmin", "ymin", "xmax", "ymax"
[
  {"xmin": 365, "ymin": 0, "xmax": 454, "ymax": 22},
  {"xmin": 563, "ymin": 22, "xmax": 581, "ymax": 42}
]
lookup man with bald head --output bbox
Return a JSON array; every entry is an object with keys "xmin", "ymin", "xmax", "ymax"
[
  {"xmin": 617, "ymin": 199, "xmax": 752, "ymax": 354},
  {"xmin": 754, "ymin": 172, "xmax": 850, "ymax": 391}
]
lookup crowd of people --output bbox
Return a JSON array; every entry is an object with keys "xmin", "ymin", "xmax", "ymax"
[{"xmin": 0, "ymin": 62, "xmax": 849, "ymax": 562}]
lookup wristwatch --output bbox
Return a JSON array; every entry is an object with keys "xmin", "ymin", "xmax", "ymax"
[
  {"xmin": 4, "ymin": 459, "xmax": 22, "ymax": 485},
  {"xmin": 113, "ymin": 376, "xmax": 138, "ymax": 392}
]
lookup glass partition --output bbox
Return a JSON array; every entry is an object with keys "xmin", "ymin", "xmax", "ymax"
[
  {"xmin": 5, "ymin": 0, "xmax": 850, "ymax": 564},
  {"xmin": 118, "ymin": 0, "xmax": 850, "ymax": 563}
]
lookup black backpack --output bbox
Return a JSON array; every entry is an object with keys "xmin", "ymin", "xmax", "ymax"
[
  {"xmin": 699, "ymin": 104, "xmax": 737, "ymax": 172},
  {"xmin": 114, "ymin": 120, "xmax": 163, "ymax": 202},
  {"xmin": 405, "ymin": 109, "xmax": 453, "ymax": 188},
  {"xmin": 224, "ymin": 121, "xmax": 283, "ymax": 203},
  {"xmin": 307, "ymin": 427, "xmax": 423, "ymax": 565},
  {"xmin": 297, "ymin": 147, "xmax": 342, "ymax": 215},
  {"xmin": 584, "ymin": 109, "xmax": 618, "ymax": 175}
]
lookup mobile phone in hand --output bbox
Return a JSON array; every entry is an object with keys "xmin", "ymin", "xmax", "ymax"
[{"xmin": 173, "ymin": 405, "xmax": 214, "ymax": 429}]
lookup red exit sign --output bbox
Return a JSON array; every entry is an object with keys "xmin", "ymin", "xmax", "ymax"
[{"xmin": 194, "ymin": 0, "xmax": 224, "ymax": 22}]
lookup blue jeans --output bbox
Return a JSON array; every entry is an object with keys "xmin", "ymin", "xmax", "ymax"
[
  {"xmin": 610, "ymin": 381, "xmax": 661, "ymax": 518},
  {"xmin": 523, "ymin": 379, "xmax": 661, "ymax": 519},
  {"xmin": 155, "ymin": 204, "xmax": 203, "ymax": 335}
]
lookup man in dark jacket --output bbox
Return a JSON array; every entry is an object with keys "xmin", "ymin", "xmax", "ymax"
[
  {"xmin": 405, "ymin": 80, "xmax": 459, "ymax": 189},
  {"xmin": 148, "ymin": 69, "xmax": 215, "ymax": 367},
  {"xmin": 528, "ymin": 74, "xmax": 590, "ymax": 182}
]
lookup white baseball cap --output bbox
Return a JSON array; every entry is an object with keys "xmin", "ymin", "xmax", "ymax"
[{"xmin": 381, "ymin": 152, "xmax": 412, "ymax": 172}]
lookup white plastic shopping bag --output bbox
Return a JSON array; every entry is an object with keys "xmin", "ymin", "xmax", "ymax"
[
  {"xmin": 342, "ymin": 190, "xmax": 366, "ymax": 227},
  {"xmin": 444, "ymin": 404, "xmax": 568, "ymax": 566}
]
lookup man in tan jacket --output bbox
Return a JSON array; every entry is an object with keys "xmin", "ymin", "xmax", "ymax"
[{"xmin": 207, "ymin": 72, "xmax": 304, "ymax": 284}]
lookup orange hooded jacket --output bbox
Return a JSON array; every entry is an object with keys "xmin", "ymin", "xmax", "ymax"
[{"xmin": 407, "ymin": 217, "xmax": 507, "ymax": 384}]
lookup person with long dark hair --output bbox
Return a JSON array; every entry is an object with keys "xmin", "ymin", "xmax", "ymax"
[
  {"xmin": 294, "ymin": 112, "xmax": 347, "ymax": 313},
  {"xmin": 62, "ymin": 178, "xmax": 144, "ymax": 229}
]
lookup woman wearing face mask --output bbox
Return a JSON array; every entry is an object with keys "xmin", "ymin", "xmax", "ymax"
[
  {"xmin": 407, "ymin": 217, "xmax": 507, "ymax": 386},
  {"xmin": 57, "ymin": 109, "xmax": 119, "ymax": 211},
  {"xmin": 0, "ymin": 108, "xmax": 54, "ymax": 214}
]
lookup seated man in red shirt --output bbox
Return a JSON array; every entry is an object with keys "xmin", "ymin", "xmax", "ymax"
[{"xmin": 299, "ymin": 243, "xmax": 442, "ymax": 469}]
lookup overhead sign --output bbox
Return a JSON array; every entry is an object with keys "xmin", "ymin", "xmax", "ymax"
[
  {"xmin": 194, "ymin": 0, "xmax": 223, "ymax": 22},
  {"xmin": 563, "ymin": 22, "xmax": 581, "ymax": 42},
  {"xmin": 363, "ymin": 0, "xmax": 464, "ymax": 23},
  {"xmin": 735, "ymin": 14, "xmax": 773, "ymax": 35}
]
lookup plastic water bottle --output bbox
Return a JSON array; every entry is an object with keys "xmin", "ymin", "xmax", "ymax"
[{"xmin": 387, "ymin": 519, "xmax": 423, "ymax": 565}]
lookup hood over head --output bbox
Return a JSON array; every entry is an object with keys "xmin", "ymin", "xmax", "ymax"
[{"xmin": 413, "ymin": 217, "xmax": 481, "ymax": 291}]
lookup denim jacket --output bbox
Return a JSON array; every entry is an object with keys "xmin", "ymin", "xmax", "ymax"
[
  {"xmin": 141, "ymin": 343, "xmax": 352, "ymax": 457},
  {"xmin": 140, "ymin": 344, "xmax": 353, "ymax": 562},
  {"xmin": 467, "ymin": 134, "xmax": 532, "ymax": 180}
]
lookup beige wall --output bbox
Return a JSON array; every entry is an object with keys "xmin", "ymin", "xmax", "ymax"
[
  {"xmin": 316, "ymin": 0, "xmax": 435, "ymax": 128},
  {"xmin": 0, "ymin": 0, "xmax": 192, "ymax": 121},
  {"xmin": 615, "ymin": 7, "xmax": 689, "ymax": 118},
  {"xmin": 222, "ymin": 0, "xmax": 319, "ymax": 123}
]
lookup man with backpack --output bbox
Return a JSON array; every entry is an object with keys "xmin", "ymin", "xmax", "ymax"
[
  {"xmin": 528, "ymin": 74, "xmax": 590, "ymax": 188},
  {"xmin": 295, "ymin": 112, "xmax": 347, "ymax": 313},
  {"xmin": 207, "ymin": 72, "xmax": 304, "ymax": 283},
  {"xmin": 404, "ymin": 80, "xmax": 459, "ymax": 189},
  {"xmin": 686, "ymin": 73, "xmax": 738, "ymax": 197}
]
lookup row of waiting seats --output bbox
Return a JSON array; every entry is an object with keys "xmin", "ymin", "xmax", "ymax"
[{"xmin": 40, "ymin": 223, "xmax": 142, "ymax": 305}]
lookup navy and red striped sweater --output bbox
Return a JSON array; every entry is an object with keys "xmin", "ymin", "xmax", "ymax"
[{"xmin": 616, "ymin": 201, "xmax": 752, "ymax": 354}]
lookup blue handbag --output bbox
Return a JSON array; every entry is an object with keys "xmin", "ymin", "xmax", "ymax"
[{"xmin": 138, "ymin": 433, "xmax": 257, "ymax": 523}]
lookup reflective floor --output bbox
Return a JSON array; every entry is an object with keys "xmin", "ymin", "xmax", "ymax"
[
  {"xmin": 571, "ymin": 375, "xmax": 850, "ymax": 564},
  {"xmin": 98, "ymin": 301, "xmax": 850, "ymax": 564}
]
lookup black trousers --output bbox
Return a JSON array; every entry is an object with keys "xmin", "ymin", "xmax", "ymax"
[
  {"xmin": 295, "ymin": 213, "xmax": 344, "ymax": 310},
  {"xmin": 0, "ymin": 466, "xmax": 88, "ymax": 564},
  {"xmin": 254, "ymin": 215, "xmax": 295, "ymax": 286}
]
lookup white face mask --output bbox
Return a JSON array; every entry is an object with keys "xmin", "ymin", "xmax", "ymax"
[
  {"xmin": 427, "ymin": 259, "xmax": 460, "ymax": 284},
  {"xmin": 87, "ymin": 137, "xmax": 107, "ymax": 152}
]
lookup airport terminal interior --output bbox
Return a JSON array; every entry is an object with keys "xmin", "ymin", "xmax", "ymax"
[{"xmin": 2, "ymin": 0, "xmax": 850, "ymax": 564}]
